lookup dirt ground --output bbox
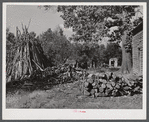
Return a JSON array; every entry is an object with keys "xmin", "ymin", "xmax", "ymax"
[{"xmin": 6, "ymin": 80, "xmax": 142, "ymax": 109}]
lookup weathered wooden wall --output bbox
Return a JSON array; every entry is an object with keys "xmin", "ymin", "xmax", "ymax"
[{"xmin": 132, "ymin": 31, "xmax": 143, "ymax": 75}]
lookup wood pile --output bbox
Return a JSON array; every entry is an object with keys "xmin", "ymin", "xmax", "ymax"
[
  {"xmin": 6, "ymin": 25, "xmax": 84, "ymax": 89},
  {"xmin": 6, "ymin": 26, "xmax": 143, "ymax": 95},
  {"xmin": 7, "ymin": 26, "xmax": 49, "ymax": 83},
  {"xmin": 6, "ymin": 64, "xmax": 84, "ymax": 90},
  {"xmin": 83, "ymin": 73, "xmax": 142, "ymax": 97}
]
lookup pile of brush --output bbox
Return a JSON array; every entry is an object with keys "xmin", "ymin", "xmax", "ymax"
[
  {"xmin": 7, "ymin": 64, "xmax": 84, "ymax": 90},
  {"xmin": 31, "ymin": 64, "xmax": 83, "ymax": 83},
  {"xmin": 83, "ymin": 73, "xmax": 142, "ymax": 97}
]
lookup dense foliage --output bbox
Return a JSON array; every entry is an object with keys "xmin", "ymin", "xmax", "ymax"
[
  {"xmin": 54, "ymin": 6, "xmax": 140, "ymax": 42},
  {"xmin": 37, "ymin": 27, "xmax": 73, "ymax": 66},
  {"xmin": 6, "ymin": 28, "xmax": 17, "ymax": 71},
  {"xmin": 44, "ymin": 5, "xmax": 142, "ymax": 73},
  {"xmin": 6, "ymin": 26, "xmax": 122, "ymax": 70},
  {"xmin": 71, "ymin": 42, "xmax": 122, "ymax": 69}
]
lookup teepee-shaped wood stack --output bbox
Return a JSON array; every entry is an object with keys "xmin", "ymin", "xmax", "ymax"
[{"xmin": 7, "ymin": 25, "xmax": 49, "ymax": 82}]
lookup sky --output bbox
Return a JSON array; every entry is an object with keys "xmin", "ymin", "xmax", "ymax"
[
  {"xmin": 6, "ymin": 5, "xmax": 73, "ymax": 38},
  {"xmin": 6, "ymin": 5, "xmax": 143, "ymax": 46}
]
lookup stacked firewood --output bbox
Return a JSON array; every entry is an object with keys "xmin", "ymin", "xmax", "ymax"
[{"xmin": 83, "ymin": 73, "xmax": 142, "ymax": 97}]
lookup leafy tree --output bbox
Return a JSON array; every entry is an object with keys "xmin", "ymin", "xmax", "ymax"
[
  {"xmin": 98, "ymin": 44, "xmax": 106, "ymax": 65},
  {"xmin": 54, "ymin": 25, "xmax": 64, "ymax": 36},
  {"xmin": 44, "ymin": 5, "xmax": 142, "ymax": 73},
  {"xmin": 6, "ymin": 28, "xmax": 16, "ymax": 71},
  {"xmin": 38, "ymin": 27, "xmax": 72, "ymax": 66},
  {"xmin": 71, "ymin": 42, "xmax": 106, "ymax": 69},
  {"xmin": 88, "ymin": 43, "xmax": 100, "ymax": 68},
  {"xmin": 78, "ymin": 54, "xmax": 89, "ymax": 69}
]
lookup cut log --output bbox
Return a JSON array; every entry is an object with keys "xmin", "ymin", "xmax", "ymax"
[
  {"xmin": 99, "ymin": 87, "xmax": 104, "ymax": 93},
  {"xmin": 118, "ymin": 78, "xmax": 123, "ymax": 83},
  {"xmin": 123, "ymin": 86, "xmax": 131, "ymax": 91},
  {"xmin": 84, "ymin": 90, "xmax": 91, "ymax": 96},
  {"xmin": 101, "ymin": 83, "xmax": 106, "ymax": 89},
  {"xmin": 103, "ymin": 74, "xmax": 107, "ymax": 80},
  {"xmin": 111, "ymin": 81, "xmax": 116, "ymax": 87},
  {"xmin": 91, "ymin": 74, "xmax": 96, "ymax": 80},
  {"xmin": 88, "ymin": 74, "xmax": 93, "ymax": 78},
  {"xmin": 138, "ymin": 76, "xmax": 143, "ymax": 81},
  {"xmin": 101, "ymin": 79, "xmax": 107, "ymax": 84},
  {"xmin": 90, "ymin": 89, "xmax": 95, "ymax": 95},
  {"xmin": 95, "ymin": 92, "xmax": 105, "ymax": 97},
  {"xmin": 93, "ymin": 85, "xmax": 98, "ymax": 89},
  {"xmin": 88, "ymin": 79, "xmax": 94, "ymax": 84},
  {"xmin": 105, "ymin": 89, "xmax": 112, "ymax": 96},
  {"xmin": 84, "ymin": 87, "xmax": 90, "ymax": 91},
  {"xmin": 92, "ymin": 82, "xmax": 97, "ymax": 87},
  {"xmin": 133, "ymin": 86, "xmax": 141, "ymax": 92},
  {"xmin": 95, "ymin": 93, "xmax": 100, "ymax": 97},
  {"xmin": 94, "ymin": 88, "xmax": 99, "ymax": 93},
  {"xmin": 112, "ymin": 74, "xmax": 116, "ymax": 79},
  {"xmin": 112, "ymin": 89, "xmax": 118, "ymax": 96},
  {"xmin": 95, "ymin": 73, "xmax": 100, "ymax": 80},
  {"xmin": 84, "ymin": 82, "xmax": 89, "ymax": 88},
  {"xmin": 115, "ymin": 84, "xmax": 120, "ymax": 89},
  {"xmin": 106, "ymin": 83, "xmax": 113, "ymax": 90}
]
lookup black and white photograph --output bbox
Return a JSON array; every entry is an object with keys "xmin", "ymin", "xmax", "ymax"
[{"xmin": 2, "ymin": 2, "xmax": 147, "ymax": 120}]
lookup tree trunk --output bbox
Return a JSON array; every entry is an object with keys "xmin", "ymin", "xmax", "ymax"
[{"xmin": 120, "ymin": 31, "xmax": 132, "ymax": 74}]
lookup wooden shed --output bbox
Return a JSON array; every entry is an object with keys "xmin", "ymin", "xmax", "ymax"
[
  {"xmin": 65, "ymin": 59, "xmax": 76, "ymax": 67},
  {"xmin": 109, "ymin": 58, "xmax": 118, "ymax": 68},
  {"xmin": 131, "ymin": 22, "xmax": 143, "ymax": 75}
]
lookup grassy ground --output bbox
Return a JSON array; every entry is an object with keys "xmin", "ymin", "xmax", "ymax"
[
  {"xmin": 87, "ymin": 67, "xmax": 120, "ymax": 74},
  {"xmin": 6, "ymin": 80, "xmax": 142, "ymax": 109},
  {"xmin": 6, "ymin": 67, "xmax": 142, "ymax": 109}
]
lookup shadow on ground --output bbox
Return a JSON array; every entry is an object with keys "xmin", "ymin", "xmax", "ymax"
[{"xmin": 6, "ymin": 80, "xmax": 142, "ymax": 109}]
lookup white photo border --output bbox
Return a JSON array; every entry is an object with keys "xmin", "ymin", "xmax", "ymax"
[{"xmin": 2, "ymin": 2, "xmax": 147, "ymax": 120}]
